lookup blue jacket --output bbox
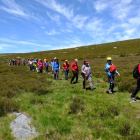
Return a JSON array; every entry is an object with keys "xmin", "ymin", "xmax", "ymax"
[
  {"xmin": 104, "ymin": 62, "xmax": 118, "ymax": 76},
  {"xmin": 53, "ymin": 62, "xmax": 60, "ymax": 70}
]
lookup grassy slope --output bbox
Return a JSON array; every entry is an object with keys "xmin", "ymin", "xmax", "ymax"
[{"xmin": 0, "ymin": 39, "xmax": 140, "ymax": 139}]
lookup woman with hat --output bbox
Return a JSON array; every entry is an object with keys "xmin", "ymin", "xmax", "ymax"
[
  {"xmin": 104, "ymin": 57, "xmax": 120, "ymax": 94},
  {"xmin": 81, "ymin": 60, "xmax": 95, "ymax": 90}
]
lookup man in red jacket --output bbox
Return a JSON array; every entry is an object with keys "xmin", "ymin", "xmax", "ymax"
[
  {"xmin": 70, "ymin": 59, "xmax": 79, "ymax": 84},
  {"xmin": 63, "ymin": 60, "xmax": 70, "ymax": 80}
]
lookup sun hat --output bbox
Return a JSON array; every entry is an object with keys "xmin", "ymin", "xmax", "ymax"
[{"xmin": 75, "ymin": 59, "xmax": 78, "ymax": 62}]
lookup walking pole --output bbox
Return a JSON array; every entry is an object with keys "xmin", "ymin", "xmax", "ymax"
[
  {"xmin": 85, "ymin": 74, "xmax": 86, "ymax": 91},
  {"xmin": 103, "ymin": 76, "xmax": 108, "ymax": 94}
]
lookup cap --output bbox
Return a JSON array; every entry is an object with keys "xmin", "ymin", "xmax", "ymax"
[
  {"xmin": 85, "ymin": 61, "xmax": 89, "ymax": 64},
  {"xmin": 84, "ymin": 60, "xmax": 88, "ymax": 63},
  {"xmin": 75, "ymin": 59, "xmax": 78, "ymax": 62},
  {"xmin": 54, "ymin": 57, "xmax": 57, "ymax": 59},
  {"xmin": 107, "ymin": 57, "xmax": 113, "ymax": 61},
  {"xmin": 65, "ymin": 60, "xmax": 68, "ymax": 61}
]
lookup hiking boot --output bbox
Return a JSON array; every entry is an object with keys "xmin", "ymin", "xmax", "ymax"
[
  {"xmin": 131, "ymin": 97, "xmax": 136, "ymax": 101},
  {"xmin": 91, "ymin": 87, "xmax": 96, "ymax": 91},
  {"xmin": 108, "ymin": 90, "xmax": 113, "ymax": 94}
]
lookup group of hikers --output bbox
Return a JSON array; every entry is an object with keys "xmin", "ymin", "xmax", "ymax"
[
  {"xmin": 8, "ymin": 59, "xmax": 26, "ymax": 66},
  {"xmin": 8, "ymin": 56, "xmax": 140, "ymax": 101}
]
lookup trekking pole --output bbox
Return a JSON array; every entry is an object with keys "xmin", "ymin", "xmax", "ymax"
[
  {"xmin": 85, "ymin": 74, "xmax": 86, "ymax": 91},
  {"xmin": 103, "ymin": 76, "xmax": 108, "ymax": 94}
]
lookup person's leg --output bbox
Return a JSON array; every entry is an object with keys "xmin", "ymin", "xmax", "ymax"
[
  {"xmin": 131, "ymin": 78, "xmax": 140, "ymax": 98},
  {"xmin": 88, "ymin": 78, "xmax": 94, "ymax": 90},
  {"xmin": 54, "ymin": 70, "xmax": 56, "ymax": 79},
  {"xmin": 76, "ymin": 71, "xmax": 78, "ymax": 83},
  {"xmin": 108, "ymin": 76, "xmax": 114, "ymax": 93},
  {"xmin": 81, "ymin": 73, "xmax": 85, "ymax": 89},
  {"xmin": 56, "ymin": 70, "xmax": 59, "ymax": 79},
  {"xmin": 70, "ymin": 71, "xmax": 75, "ymax": 83},
  {"xmin": 64, "ymin": 70, "xmax": 67, "ymax": 80}
]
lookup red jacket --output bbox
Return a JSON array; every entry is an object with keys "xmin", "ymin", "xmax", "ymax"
[
  {"xmin": 71, "ymin": 62, "xmax": 78, "ymax": 71},
  {"xmin": 63, "ymin": 62, "xmax": 70, "ymax": 70},
  {"xmin": 138, "ymin": 65, "xmax": 140, "ymax": 76}
]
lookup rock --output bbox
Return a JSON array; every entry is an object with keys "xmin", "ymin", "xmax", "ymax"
[{"xmin": 10, "ymin": 112, "xmax": 38, "ymax": 140}]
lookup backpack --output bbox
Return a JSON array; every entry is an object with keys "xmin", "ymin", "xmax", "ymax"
[
  {"xmin": 133, "ymin": 64, "xmax": 140, "ymax": 79},
  {"xmin": 110, "ymin": 65, "xmax": 116, "ymax": 73},
  {"xmin": 29, "ymin": 61, "xmax": 33, "ymax": 65}
]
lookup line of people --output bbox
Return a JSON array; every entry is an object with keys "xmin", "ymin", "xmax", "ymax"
[{"xmin": 8, "ymin": 59, "xmax": 26, "ymax": 66}]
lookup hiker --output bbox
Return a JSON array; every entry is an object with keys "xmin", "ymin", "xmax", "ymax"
[
  {"xmin": 44, "ymin": 59, "xmax": 49, "ymax": 73},
  {"xmin": 70, "ymin": 59, "xmax": 79, "ymax": 84},
  {"xmin": 131, "ymin": 61, "xmax": 140, "ymax": 101},
  {"xmin": 38, "ymin": 59, "xmax": 44, "ymax": 73},
  {"xmin": 50, "ymin": 59, "xmax": 54, "ymax": 74},
  {"xmin": 8, "ymin": 60, "xmax": 11, "ymax": 66},
  {"xmin": 22, "ymin": 59, "xmax": 26, "ymax": 66},
  {"xmin": 81, "ymin": 60, "xmax": 96, "ymax": 90},
  {"xmin": 17, "ymin": 60, "xmax": 20, "ymax": 66},
  {"xmin": 33, "ymin": 60, "xmax": 38, "ymax": 72},
  {"xmin": 53, "ymin": 59, "xmax": 60, "ymax": 80},
  {"xmin": 12, "ymin": 59, "xmax": 15, "ymax": 65},
  {"xmin": 44, "ymin": 57, "xmax": 47, "ymax": 63},
  {"xmin": 28, "ymin": 59, "xmax": 33, "ymax": 71},
  {"xmin": 63, "ymin": 60, "xmax": 70, "ymax": 80},
  {"xmin": 104, "ymin": 57, "xmax": 120, "ymax": 94},
  {"xmin": 15, "ymin": 59, "xmax": 17, "ymax": 65}
]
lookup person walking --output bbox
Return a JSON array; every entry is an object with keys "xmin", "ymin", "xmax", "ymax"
[
  {"xmin": 70, "ymin": 59, "xmax": 79, "ymax": 84},
  {"xmin": 63, "ymin": 60, "xmax": 70, "ymax": 80},
  {"xmin": 33, "ymin": 60, "xmax": 38, "ymax": 72},
  {"xmin": 50, "ymin": 59, "xmax": 54, "ymax": 74},
  {"xmin": 104, "ymin": 57, "xmax": 120, "ymax": 94},
  {"xmin": 44, "ymin": 59, "xmax": 49, "ymax": 73},
  {"xmin": 23, "ymin": 59, "xmax": 26, "ymax": 66},
  {"xmin": 28, "ymin": 59, "xmax": 33, "ymax": 71},
  {"xmin": 38, "ymin": 59, "xmax": 44, "ymax": 73},
  {"xmin": 53, "ymin": 59, "xmax": 60, "ymax": 80},
  {"xmin": 17, "ymin": 60, "xmax": 20, "ymax": 66},
  {"xmin": 131, "ymin": 61, "xmax": 140, "ymax": 101},
  {"xmin": 81, "ymin": 60, "xmax": 96, "ymax": 90}
]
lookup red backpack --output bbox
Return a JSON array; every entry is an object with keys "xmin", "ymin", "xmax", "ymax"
[{"xmin": 110, "ymin": 65, "xmax": 116, "ymax": 73}]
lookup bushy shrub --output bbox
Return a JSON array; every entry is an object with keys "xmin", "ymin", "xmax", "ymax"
[
  {"xmin": 69, "ymin": 97, "xmax": 85, "ymax": 114},
  {"xmin": 119, "ymin": 122, "xmax": 131, "ymax": 136},
  {"xmin": 128, "ymin": 85, "xmax": 136, "ymax": 93},
  {"xmin": 0, "ymin": 98, "xmax": 19, "ymax": 117},
  {"xmin": 118, "ymin": 81, "xmax": 131, "ymax": 92}
]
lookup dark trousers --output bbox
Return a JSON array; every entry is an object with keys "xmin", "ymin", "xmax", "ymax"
[
  {"xmin": 108, "ymin": 75, "xmax": 114, "ymax": 92},
  {"xmin": 39, "ymin": 67, "xmax": 43, "ymax": 73},
  {"xmin": 45, "ymin": 66, "xmax": 48, "ymax": 72},
  {"xmin": 131, "ymin": 78, "xmax": 140, "ymax": 98},
  {"xmin": 30, "ymin": 65, "xmax": 33, "ymax": 71},
  {"xmin": 64, "ymin": 69, "xmax": 69, "ymax": 80},
  {"xmin": 71, "ymin": 71, "xmax": 78, "ymax": 83}
]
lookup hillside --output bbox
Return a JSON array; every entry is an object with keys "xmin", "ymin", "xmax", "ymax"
[{"xmin": 0, "ymin": 39, "xmax": 140, "ymax": 139}]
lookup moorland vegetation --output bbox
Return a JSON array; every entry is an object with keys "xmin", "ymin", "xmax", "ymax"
[{"xmin": 0, "ymin": 39, "xmax": 140, "ymax": 139}]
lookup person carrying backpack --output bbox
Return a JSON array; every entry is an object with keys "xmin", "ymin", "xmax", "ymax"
[
  {"xmin": 23, "ymin": 59, "xmax": 26, "ymax": 66},
  {"xmin": 81, "ymin": 60, "xmax": 96, "ymax": 90},
  {"xmin": 44, "ymin": 59, "xmax": 49, "ymax": 73},
  {"xmin": 70, "ymin": 59, "xmax": 79, "ymax": 84},
  {"xmin": 53, "ymin": 59, "xmax": 60, "ymax": 80},
  {"xmin": 131, "ymin": 61, "xmax": 140, "ymax": 101},
  {"xmin": 104, "ymin": 57, "xmax": 120, "ymax": 94},
  {"xmin": 38, "ymin": 59, "xmax": 44, "ymax": 73},
  {"xmin": 33, "ymin": 60, "xmax": 38, "ymax": 72},
  {"xmin": 63, "ymin": 60, "xmax": 70, "ymax": 80}
]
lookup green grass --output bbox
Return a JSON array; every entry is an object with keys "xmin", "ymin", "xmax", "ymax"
[{"xmin": 1, "ymin": 38, "xmax": 140, "ymax": 139}]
